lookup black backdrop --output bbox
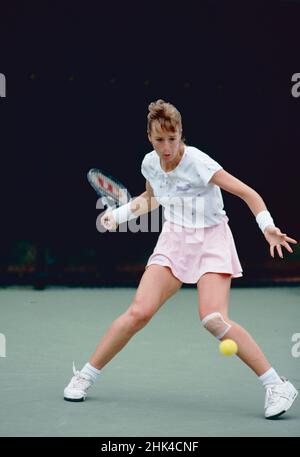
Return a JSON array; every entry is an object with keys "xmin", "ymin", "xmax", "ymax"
[{"xmin": 0, "ymin": 0, "xmax": 300, "ymax": 286}]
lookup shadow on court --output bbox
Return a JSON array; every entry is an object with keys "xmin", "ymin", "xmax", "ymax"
[{"xmin": 0, "ymin": 286, "xmax": 299, "ymax": 437}]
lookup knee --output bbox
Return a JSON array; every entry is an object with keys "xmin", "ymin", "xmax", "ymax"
[
  {"xmin": 126, "ymin": 300, "xmax": 153, "ymax": 331},
  {"xmin": 200, "ymin": 311, "xmax": 231, "ymax": 340}
]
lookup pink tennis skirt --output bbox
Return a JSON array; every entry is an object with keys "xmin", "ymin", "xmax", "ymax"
[{"xmin": 146, "ymin": 215, "xmax": 243, "ymax": 284}]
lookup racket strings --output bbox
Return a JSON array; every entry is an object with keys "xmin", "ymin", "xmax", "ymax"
[{"xmin": 87, "ymin": 169, "xmax": 131, "ymax": 207}]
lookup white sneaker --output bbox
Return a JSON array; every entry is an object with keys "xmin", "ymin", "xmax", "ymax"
[
  {"xmin": 64, "ymin": 362, "xmax": 94, "ymax": 402},
  {"xmin": 264, "ymin": 377, "xmax": 298, "ymax": 419}
]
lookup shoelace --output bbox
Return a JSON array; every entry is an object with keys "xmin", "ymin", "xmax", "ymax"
[
  {"xmin": 70, "ymin": 362, "xmax": 91, "ymax": 389},
  {"xmin": 72, "ymin": 361, "xmax": 79, "ymax": 377},
  {"xmin": 266, "ymin": 384, "xmax": 288, "ymax": 406}
]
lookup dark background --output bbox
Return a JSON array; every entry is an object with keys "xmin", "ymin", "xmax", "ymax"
[{"xmin": 0, "ymin": 0, "xmax": 300, "ymax": 287}]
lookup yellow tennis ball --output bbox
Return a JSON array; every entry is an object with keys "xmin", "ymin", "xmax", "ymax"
[{"xmin": 219, "ymin": 339, "xmax": 238, "ymax": 356}]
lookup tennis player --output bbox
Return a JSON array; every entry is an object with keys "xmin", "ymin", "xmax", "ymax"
[{"xmin": 64, "ymin": 100, "xmax": 298, "ymax": 419}]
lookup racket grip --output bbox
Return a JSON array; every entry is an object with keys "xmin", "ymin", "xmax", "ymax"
[{"xmin": 101, "ymin": 196, "xmax": 109, "ymax": 207}]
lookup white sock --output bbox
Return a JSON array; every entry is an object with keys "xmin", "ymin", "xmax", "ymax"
[
  {"xmin": 81, "ymin": 362, "xmax": 101, "ymax": 383},
  {"xmin": 259, "ymin": 367, "xmax": 283, "ymax": 388}
]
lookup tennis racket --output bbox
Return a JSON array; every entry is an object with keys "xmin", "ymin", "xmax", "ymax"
[{"xmin": 87, "ymin": 168, "xmax": 131, "ymax": 209}]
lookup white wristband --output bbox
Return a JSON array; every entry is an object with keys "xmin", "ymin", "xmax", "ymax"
[
  {"xmin": 111, "ymin": 202, "xmax": 136, "ymax": 225},
  {"xmin": 256, "ymin": 210, "xmax": 275, "ymax": 234}
]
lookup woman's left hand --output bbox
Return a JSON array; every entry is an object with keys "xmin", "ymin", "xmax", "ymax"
[{"xmin": 264, "ymin": 226, "xmax": 298, "ymax": 258}]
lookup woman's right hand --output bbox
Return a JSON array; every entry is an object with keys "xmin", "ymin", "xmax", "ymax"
[{"xmin": 100, "ymin": 210, "xmax": 118, "ymax": 231}]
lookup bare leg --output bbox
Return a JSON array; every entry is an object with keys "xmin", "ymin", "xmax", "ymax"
[
  {"xmin": 197, "ymin": 273, "xmax": 271, "ymax": 376},
  {"xmin": 90, "ymin": 265, "xmax": 182, "ymax": 369}
]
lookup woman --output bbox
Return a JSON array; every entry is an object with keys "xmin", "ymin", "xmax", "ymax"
[{"xmin": 64, "ymin": 100, "xmax": 298, "ymax": 419}]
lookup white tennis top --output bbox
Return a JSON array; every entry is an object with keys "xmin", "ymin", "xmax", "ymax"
[{"xmin": 141, "ymin": 145, "xmax": 226, "ymax": 228}]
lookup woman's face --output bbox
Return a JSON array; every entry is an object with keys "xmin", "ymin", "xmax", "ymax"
[{"xmin": 148, "ymin": 120, "xmax": 182, "ymax": 163}]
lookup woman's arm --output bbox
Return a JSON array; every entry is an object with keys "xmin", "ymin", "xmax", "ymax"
[
  {"xmin": 129, "ymin": 181, "xmax": 160, "ymax": 217},
  {"xmin": 100, "ymin": 181, "xmax": 159, "ymax": 229},
  {"xmin": 210, "ymin": 169, "xmax": 298, "ymax": 258},
  {"xmin": 210, "ymin": 169, "xmax": 267, "ymax": 216}
]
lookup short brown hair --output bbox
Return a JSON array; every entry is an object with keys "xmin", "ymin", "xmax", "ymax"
[{"xmin": 147, "ymin": 99, "xmax": 183, "ymax": 135}]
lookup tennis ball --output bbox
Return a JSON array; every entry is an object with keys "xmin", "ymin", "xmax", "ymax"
[{"xmin": 219, "ymin": 339, "xmax": 238, "ymax": 356}]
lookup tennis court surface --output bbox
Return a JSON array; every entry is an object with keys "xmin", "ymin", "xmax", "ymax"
[{"xmin": 0, "ymin": 286, "xmax": 299, "ymax": 437}]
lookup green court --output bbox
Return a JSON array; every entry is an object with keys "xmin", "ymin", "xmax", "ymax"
[{"xmin": 0, "ymin": 286, "xmax": 299, "ymax": 437}]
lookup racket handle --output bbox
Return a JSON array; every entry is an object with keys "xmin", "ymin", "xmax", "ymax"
[
  {"xmin": 101, "ymin": 196, "xmax": 116, "ymax": 209},
  {"xmin": 101, "ymin": 196, "xmax": 109, "ymax": 207}
]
